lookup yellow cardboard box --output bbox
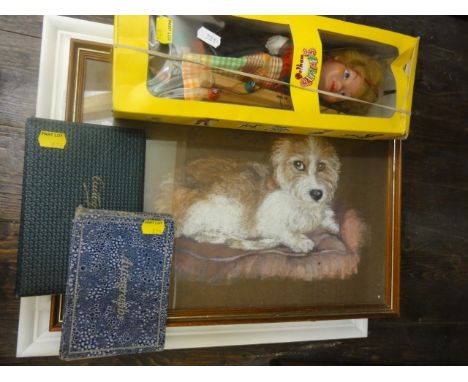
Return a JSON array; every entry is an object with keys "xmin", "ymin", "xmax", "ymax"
[{"xmin": 113, "ymin": 15, "xmax": 419, "ymax": 139}]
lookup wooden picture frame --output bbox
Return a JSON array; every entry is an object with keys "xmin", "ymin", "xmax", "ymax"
[
  {"xmin": 162, "ymin": 138, "xmax": 401, "ymax": 326},
  {"xmin": 65, "ymin": 39, "xmax": 112, "ymax": 122}
]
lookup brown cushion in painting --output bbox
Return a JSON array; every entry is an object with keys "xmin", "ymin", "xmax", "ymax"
[{"xmin": 174, "ymin": 209, "xmax": 366, "ymax": 283}]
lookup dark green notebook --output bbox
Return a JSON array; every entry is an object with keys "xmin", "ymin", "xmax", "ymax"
[{"xmin": 16, "ymin": 118, "xmax": 146, "ymax": 296}]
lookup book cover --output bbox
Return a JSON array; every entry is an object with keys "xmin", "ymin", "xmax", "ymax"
[
  {"xmin": 59, "ymin": 209, "xmax": 174, "ymax": 360},
  {"xmin": 16, "ymin": 117, "xmax": 146, "ymax": 296}
]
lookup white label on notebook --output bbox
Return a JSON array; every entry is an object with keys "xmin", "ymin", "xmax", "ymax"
[{"xmin": 197, "ymin": 27, "xmax": 221, "ymax": 48}]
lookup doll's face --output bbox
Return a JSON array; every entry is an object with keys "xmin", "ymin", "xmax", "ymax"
[{"xmin": 319, "ymin": 59, "xmax": 364, "ymax": 103}]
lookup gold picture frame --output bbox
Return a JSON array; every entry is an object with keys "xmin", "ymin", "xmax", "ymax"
[{"xmin": 50, "ymin": 39, "xmax": 401, "ymax": 331}]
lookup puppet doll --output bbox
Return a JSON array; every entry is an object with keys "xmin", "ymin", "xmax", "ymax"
[
  {"xmin": 318, "ymin": 49, "xmax": 384, "ymax": 115},
  {"xmin": 147, "ymin": 36, "xmax": 384, "ymax": 115}
]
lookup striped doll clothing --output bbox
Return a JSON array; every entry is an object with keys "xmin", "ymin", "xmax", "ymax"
[{"xmin": 181, "ymin": 53, "xmax": 284, "ymax": 100}]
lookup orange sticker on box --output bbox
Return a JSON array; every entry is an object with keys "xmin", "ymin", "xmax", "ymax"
[
  {"xmin": 141, "ymin": 220, "xmax": 165, "ymax": 235},
  {"xmin": 38, "ymin": 131, "xmax": 67, "ymax": 149}
]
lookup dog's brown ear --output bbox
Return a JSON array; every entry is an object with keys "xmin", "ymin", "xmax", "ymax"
[{"xmin": 266, "ymin": 175, "xmax": 278, "ymax": 190}]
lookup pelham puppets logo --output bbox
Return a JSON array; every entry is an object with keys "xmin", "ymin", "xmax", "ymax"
[{"xmin": 295, "ymin": 48, "xmax": 318, "ymax": 88}]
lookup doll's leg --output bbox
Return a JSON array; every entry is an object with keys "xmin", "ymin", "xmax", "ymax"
[
  {"xmin": 184, "ymin": 53, "xmax": 248, "ymax": 72},
  {"xmin": 147, "ymin": 60, "xmax": 185, "ymax": 98}
]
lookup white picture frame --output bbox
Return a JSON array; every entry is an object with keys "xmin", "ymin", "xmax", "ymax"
[{"xmin": 16, "ymin": 15, "xmax": 368, "ymax": 358}]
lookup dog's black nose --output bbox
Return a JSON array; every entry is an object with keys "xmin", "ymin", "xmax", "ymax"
[{"xmin": 309, "ymin": 189, "xmax": 323, "ymax": 201}]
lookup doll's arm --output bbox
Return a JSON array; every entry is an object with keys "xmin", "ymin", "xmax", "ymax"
[
  {"xmin": 199, "ymin": 71, "xmax": 292, "ymax": 109},
  {"xmin": 265, "ymin": 35, "xmax": 290, "ymax": 56},
  {"xmin": 218, "ymin": 88, "xmax": 292, "ymax": 109}
]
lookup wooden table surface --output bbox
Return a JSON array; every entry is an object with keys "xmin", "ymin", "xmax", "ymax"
[{"xmin": 0, "ymin": 16, "xmax": 467, "ymax": 365}]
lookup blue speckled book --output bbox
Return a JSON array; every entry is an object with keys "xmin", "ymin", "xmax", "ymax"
[{"xmin": 59, "ymin": 208, "xmax": 175, "ymax": 360}]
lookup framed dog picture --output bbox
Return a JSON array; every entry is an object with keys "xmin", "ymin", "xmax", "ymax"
[
  {"xmin": 147, "ymin": 127, "xmax": 400, "ymax": 325},
  {"xmin": 50, "ymin": 36, "xmax": 400, "ymax": 331}
]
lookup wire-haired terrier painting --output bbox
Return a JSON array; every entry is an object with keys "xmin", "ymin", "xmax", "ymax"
[{"xmin": 155, "ymin": 136, "xmax": 342, "ymax": 253}]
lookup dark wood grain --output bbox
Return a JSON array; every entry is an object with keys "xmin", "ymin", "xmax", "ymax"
[
  {"xmin": 0, "ymin": 29, "xmax": 40, "ymax": 129},
  {"xmin": 0, "ymin": 15, "xmax": 467, "ymax": 365},
  {"xmin": 0, "ymin": 16, "xmax": 43, "ymax": 38},
  {"xmin": 0, "ymin": 16, "xmax": 113, "ymax": 37},
  {"xmin": 68, "ymin": 16, "xmax": 114, "ymax": 25},
  {"xmin": 0, "ymin": 124, "xmax": 25, "ymax": 222},
  {"xmin": 0, "ymin": 220, "xmax": 19, "ymax": 359}
]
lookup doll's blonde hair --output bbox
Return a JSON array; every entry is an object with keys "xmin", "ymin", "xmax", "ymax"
[{"xmin": 325, "ymin": 49, "xmax": 384, "ymax": 115}]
